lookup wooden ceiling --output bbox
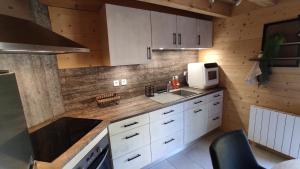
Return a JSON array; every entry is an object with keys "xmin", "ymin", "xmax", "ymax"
[
  {"xmin": 39, "ymin": 0, "xmax": 232, "ymax": 18},
  {"xmin": 39, "ymin": 0, "xmax": 278, "ymax": 18}
]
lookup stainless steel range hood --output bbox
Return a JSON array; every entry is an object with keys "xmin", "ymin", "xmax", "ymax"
[{"xmin": 0, "ymin": 14, "xmax": 90, "ymax": 54}]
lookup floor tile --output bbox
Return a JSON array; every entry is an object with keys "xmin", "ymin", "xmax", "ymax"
[
  {"xmin": 149, "ymin": 160, "xmax": 176, "ymax": 169},
  {"xmin": 167, "ymin": 152, "xmax": 204, "ymax": 169}
]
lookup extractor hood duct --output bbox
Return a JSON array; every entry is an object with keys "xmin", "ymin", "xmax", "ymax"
[{"xmin": 0, "ymin": 14, "xmax": 90, "ymax": 54}]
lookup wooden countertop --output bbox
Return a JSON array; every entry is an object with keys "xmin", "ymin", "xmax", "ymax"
[{"xmin": 34, "ymin": 87, "xmax": 223, "ymax": 169}]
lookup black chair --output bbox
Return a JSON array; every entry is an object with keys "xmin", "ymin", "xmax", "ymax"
[{"xmin": 209, "ymin": 130, "xmax": 265, "ymax": 169}]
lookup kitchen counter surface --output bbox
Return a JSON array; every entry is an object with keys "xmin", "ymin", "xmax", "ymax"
[{"xmin": 34, "ymin": 87, "xmax": 224, "ymax": 169}]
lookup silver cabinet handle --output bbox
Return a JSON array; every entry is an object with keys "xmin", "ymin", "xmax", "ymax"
[
  {"xmin": 123, "ymin": 122, "xmax": 138, "ymax": 128},
  {"xmin": 194, "ymin": 109, "xmax": 202, "ymax": 113},
  {"xmin": 124, "ymin": 133, "xmax": 139, "ymax": 139},
  {"xmin": 213, "ymin": 102, "xmax": 220, "ymax": 106},
  {"xmin": 173, "ymin": 33, "xmax": 177, "ymax": 45},
  {"xmin": 164, "ymin": 138, "xmax": 175, "ymax": 144},
  {"xmin": 163, "ymin": 120, "xmax": 175, "ymax": 125},
  {"xmin": 163, "ymin": 110, "xmax": 174, "ymax": 115},
  {"xmin": 198, "ymin": 35, "xmax": 201, "ymax": 45},
  {"xmin": 127, "ymin": 154, "xmax": 141, "ymax": 161},
  {"xmin": 213, "ymin": 117, "xmax": 220, "ymax": 121},
  {"xmin": 178, "ymin": 33, "xmax": 182, "ymax": 45},
  {"xmin": 147, "ymin": 47, "xmax": 151, "ymax": 60},
  {"xmin": 194, "ymin": 100, "xmax": 203, "ymax": 104},
  {"xmin": 214, "ymin": 94, "xmax": 221, "ymax": 98}
]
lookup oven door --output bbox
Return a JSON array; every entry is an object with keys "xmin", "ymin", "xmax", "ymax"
[{"xmin": 88, "ymin": 146, "xmax": 113, "ymax": 169}]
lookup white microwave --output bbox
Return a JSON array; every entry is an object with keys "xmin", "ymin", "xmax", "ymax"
[{"xmin": 187, "ymin": 62, "xmax": 219, "ymax": 89}]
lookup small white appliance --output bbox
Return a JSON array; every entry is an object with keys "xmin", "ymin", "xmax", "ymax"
[{"xmin": 187, "ymin": 62, "xmax": 219, "ymax": 89}]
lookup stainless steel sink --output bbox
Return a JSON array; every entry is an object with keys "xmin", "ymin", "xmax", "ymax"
[{"xmin": 170, "ymin": 89, "xmax": 197, "ymax": 97}]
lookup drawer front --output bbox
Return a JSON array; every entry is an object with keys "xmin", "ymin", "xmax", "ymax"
[
  {"xmin": 183, "ymin": 96, "xmax": 208, "ymax": 111},
  {"xmin": 208, "ymin": 98, "xmax": 223, "ymax": 118},
  {"xmin": 207, "ymin": 91, "xmax": 223, "ymax": 102},
  {"xmin": 150, "ymin": 104, "xmax": 183, "ymax": 122},
  {"xmin": 109, "ymin": 114, "xmax": 149, "ymax": 136},
  {"xmin": 151, "ymin": 130, "xmax": 183, "ymax": 162},
  {"xmin": 207, "ymin": 113, "xmax": 222, "ymax": 132},
  {"xmin": 113, "ymin": 145, "xmax": 151, "ymax": 169},
  {"xmin": 110, "ymin": 124, "xmax": 150, "ymax": 159},
  {"xmin": 150, "ymin": 113, "xmax": 183, "ymax": 142}
]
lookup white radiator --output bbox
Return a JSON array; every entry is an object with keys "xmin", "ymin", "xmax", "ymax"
[{"xmin": 248, "ymin": 105, "xmax": 300, "ymax": 158}]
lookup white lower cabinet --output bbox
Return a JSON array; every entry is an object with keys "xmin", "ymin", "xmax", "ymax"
[
  {"xmin": 150, "ymin": 112, "xmax": 183, "ymax": 142},
  {"xmin": 184, "ymin": 105, "xmax": 208, "ymax": 144},
  {"xmin": 110, "ymin": 124, "xmax": 150, "ymax": 159},
  {"xmin": 151, "ymin": 131, "xmax": 183, "ymax": 162},
  {"xmin": 113, "ymin": 145, "xmax": 151, "ymax": 169},
  {"xmin": 109, "ymin": 91, "xmax": 223, "ymax": 169}
]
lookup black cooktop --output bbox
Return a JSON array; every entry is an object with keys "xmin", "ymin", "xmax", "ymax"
[{"xmin": 30, "ymin": 117, "xmax": 102, "ymax": 162}]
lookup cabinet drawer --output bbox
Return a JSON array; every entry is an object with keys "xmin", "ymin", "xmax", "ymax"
[
  {"xmin": 208, "ymin": 98, "xmax": 223, "ymax": 118},
  {"xmin": 113, "ymin": 145, "xmax": 151, "ymax": 169},
  {"xmin": 151, "ymin": 131, "xmax": 183, "ymax": 162},
  {"xmin": 207, "ymin": 113, "xmax": 222, "ymax": 132},
  {"xmin": 150, "ymin": 113, "xmax": 183, "ymax": 142},
  {"xmin": 183, "ymin": 96, "xmax": 208, "ymax": 110},
  {"xmin": 109, "ymin": 114, "xmax": 149, "ymax": 136},
  {"xmin": 207, "ymin": 91, "xmax": 223, "ymax": 102},
  {"xmin": 110, "ymin": 125, "xmax": 150, "ymax": 159},
  {"xmin": 150, "ymin": 104, "xmax": 183, "ymax": 122}
]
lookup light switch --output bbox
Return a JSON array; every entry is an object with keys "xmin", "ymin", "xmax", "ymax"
[
  {"xmin": 121, "ymin": 79, "xmax": 127, "ymax": 86},
  {"xmin": 113, "ymin": 80, "xmax": 120, "ymax": 86}
]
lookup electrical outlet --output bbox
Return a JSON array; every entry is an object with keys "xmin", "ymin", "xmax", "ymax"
[
  {"xmin": 113, "ymin": 80, "xmax": 120, "ymax": 86},
  {"xmin": 121, "ymin": 79, "xmax": 127, "ymax": 86},
  {"xmin": 183, "ymin": 71, "xmax": 187, "ymax": 76}
]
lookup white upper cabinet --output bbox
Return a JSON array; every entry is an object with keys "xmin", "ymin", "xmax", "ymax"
[
  {"xmin": 151, "ymin": 12, "xmax": 212, "ymax": 49},
  {"xmin": 99, "ymin": 4, "xmax": 152, "ymax": 66},
  {"xmin": 177, "ymin": 16, "xmax": 198, "ymax": 48},
  {"xmin": 197, "ymin": 19, "xmax": 213, "ymax": 48},
  {"xmin": 151, "ymin": 11, "xmax": 177, "ymax": 49}
]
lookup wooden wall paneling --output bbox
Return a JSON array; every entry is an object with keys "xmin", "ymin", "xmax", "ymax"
[
  {"xmin": 199, "ymin": 0, "xmax": 300, "ymax": 132},
  {"xmin": 39, "ymin": 0, "xmax": 102, "ymax": 11},
  {"xmin": 0, "ymin": 0, "xmax": 33, "ymax": 20},
  {"xmin": 247, "ymin": 0, "xmax": 277, "ymax": 7},
  {"xmin": 48, "ymin": 7, "xmax": 103, "ymax": 69}
]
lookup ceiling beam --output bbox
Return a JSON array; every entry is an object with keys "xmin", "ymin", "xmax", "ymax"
[
  {"xmin": 137, "ymin": 0, "xmax": 232, "ymax": 18},
  {"xmin": 247, "ymin": 0, "xmax": 277, "ymax": 7}
]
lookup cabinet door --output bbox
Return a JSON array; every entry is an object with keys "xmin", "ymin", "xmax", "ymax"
[
  {"xmin": 151, "ymin": 11, "xmax": 177, "ymax": 49},
  {"xmin": 197, "ymin": 19, "xmax": 213, "ymax": 48},
  {"xmin": 177, "ymin": 16, "xmax": 198, "ymax": 48},
  {"xmin": 184, "ymin": 105, "xmax": 208, "ymax": 144},
  {"xmin": 106, "ymin": 4, "xmax": 151, "ymax": 66}
]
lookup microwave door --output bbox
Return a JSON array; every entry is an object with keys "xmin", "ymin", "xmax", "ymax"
[{"xmin": 205, "ymin": 68, "xmax": 219, "ymax": 86}]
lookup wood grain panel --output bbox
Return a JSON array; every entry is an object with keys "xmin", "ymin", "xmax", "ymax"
[
  {"xmin": 0, "ymin": 0, "xmax": 33, "ymax": 20},
  {"xmin": 199, "ymin": 0, "xmax": 300, "ymax": 132},
  {"xmin": 48, "ymin": 7, "xmax": 103, "ymax": 68}
]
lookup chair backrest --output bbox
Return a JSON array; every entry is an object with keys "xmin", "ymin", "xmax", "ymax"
[{"xmin": 209, "ymin": 130, "xmax": 261, "ymax": 169}]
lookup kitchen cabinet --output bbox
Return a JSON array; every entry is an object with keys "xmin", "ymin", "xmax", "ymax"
[
  {"xmin": 184, "ymin": 105, "xmax": 209, "ymax": 144},
  {"xmin": 99, "ymin": 4, "xmax": 152, "ymax": 66},
  {"xmin": 197, "ymin": 19, "xmax": 213, "ymax": 48},
  {"xmin": 151, "ymin": 12, "xmax": 212, "ymax": 49},
  {"xmin": 151, "ymin": 11, "xmax": 177, "ymax": 49},
  {"xmin": 109, "ymin": 90, "xmax": 223, "ymax": 168},
  {"xmin": 177, "ymin": 16, "xmax": 198, "ymax": 48}
]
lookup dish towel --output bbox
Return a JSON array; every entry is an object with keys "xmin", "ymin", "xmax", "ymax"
[{"xmin": 245, "ymin": 61, "xmax": 262, "ymax": 85}]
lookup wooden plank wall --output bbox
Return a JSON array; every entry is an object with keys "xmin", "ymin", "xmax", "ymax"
[
  {"xmin": 48, "ymin": 7, "xmax": 103, "ymax": 68},
  {"xmin": 59, "ymin": 50, "xmax": 198, "ymax": 111},
  {"xmin": 199, "ymin": 0, "xmax": 300, "ymax": 132}
]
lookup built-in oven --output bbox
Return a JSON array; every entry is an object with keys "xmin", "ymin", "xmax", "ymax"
[{"xmin": 63, "ymin": 128, "xmax": 113, "ymax": 169}]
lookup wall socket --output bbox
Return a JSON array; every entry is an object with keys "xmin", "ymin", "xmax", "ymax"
[
  {"xmin": 121, "ymin": 79, "xmax": 127, "ymax": 86},
  {"xmin": 113, "ymin": 80, "xmax": 120, "ymax": 86}
]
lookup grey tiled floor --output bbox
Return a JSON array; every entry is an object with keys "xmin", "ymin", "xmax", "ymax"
[{"xmin": 147, "ymin": 130, "xmax": 287, "ymax": 169}]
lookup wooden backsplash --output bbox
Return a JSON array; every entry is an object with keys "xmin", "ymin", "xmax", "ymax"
[
  {"xmin": 59, "ymin": 50, "xmax": 198, "ymax": 111},
  {"xmin": 199, "ymin": 0, "xmax": 300, "ymax": 132}
]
